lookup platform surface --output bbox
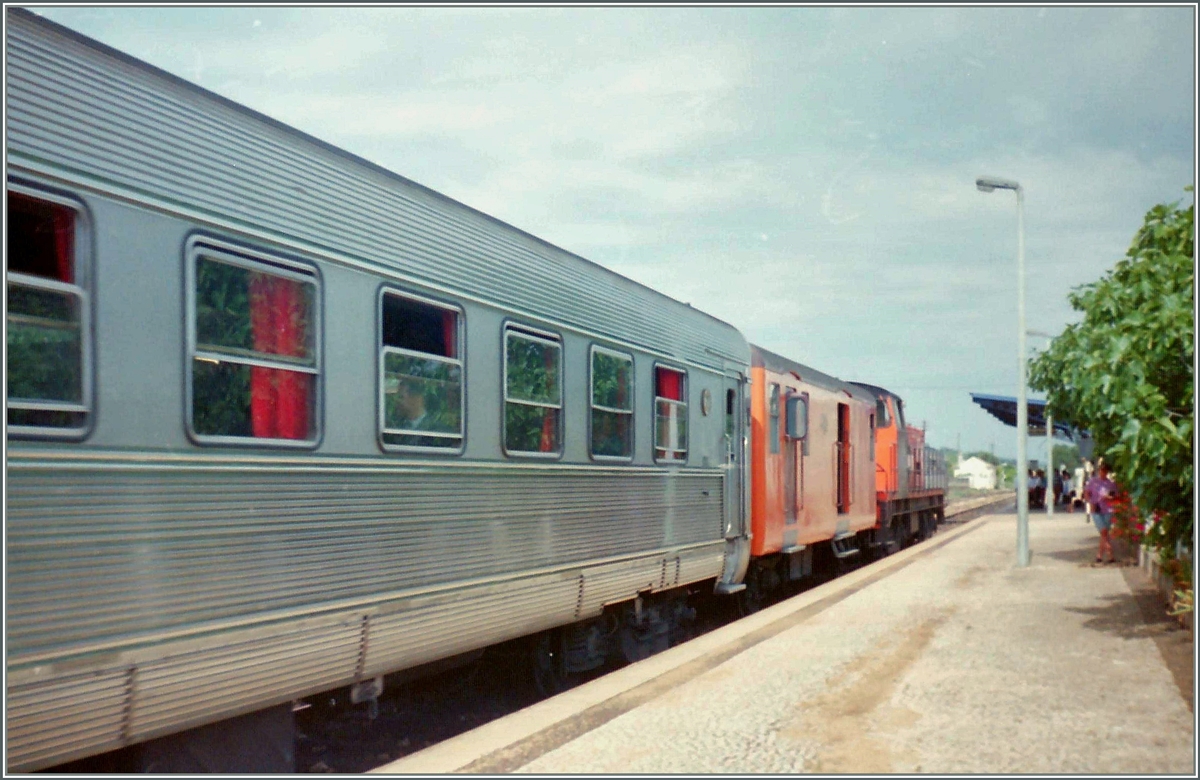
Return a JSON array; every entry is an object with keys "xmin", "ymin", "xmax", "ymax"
[{"xmin": 375, "ymin": 508, "xmax": 1195, "ymax": 774}]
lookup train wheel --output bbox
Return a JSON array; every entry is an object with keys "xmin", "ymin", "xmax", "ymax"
[
  {"xmin": 918, "ymin": 511, "xmax": 935, "ymax": 541},
  {"xmin": 886, "ymin": 518, "xmax": 903, "ymax": 554},
  {"xmin": 530, "ymin": 630, "xmax": 571, "ymax": 697}
]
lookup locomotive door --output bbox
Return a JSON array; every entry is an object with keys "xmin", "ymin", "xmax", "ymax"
[
  {"xmin": 836, "ymin": 402, "xmax": 850, "ymax": 513},
  {"xmin": 723, "ymin": 375, "xmax": 746, "ymax": 538}
]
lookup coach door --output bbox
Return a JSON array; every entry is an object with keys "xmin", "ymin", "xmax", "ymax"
[{"xmin": 723, "ymin": 375, "xmax": 747, "ymax": 538}]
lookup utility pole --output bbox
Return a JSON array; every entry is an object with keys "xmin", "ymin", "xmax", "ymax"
[{"xmin": 1046, "ymin": 412, "xmax": 1054, "ymax": 517}]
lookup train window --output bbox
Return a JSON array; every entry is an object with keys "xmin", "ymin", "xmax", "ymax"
[
  {"xmin": 188, "ymin": 244, "xmax": 319, "ymax": 445},
  {"xmin": 6, "ymin": 188, "xmax": 90, "ymax": 435},
  {"xmin": 504, "ymin": 325, "xmax": 562, "ymax": 456},
  {"xmin": 725, "ymin": 388, "xmax": 736, "ymax": 441},
  {"xmin": 590, "ymin": 346, "xmax": 633, "ymax": 460},
  {"xmin": 380, "ymin": 290, "xmax": 463, "ymax": 451},
  {"xmin": 654, "ymin": 365, "xmax": 687, "ymax": 462},
  {"xmin": 769, "ymin": 383, "xmax": 780, "ymax": 454},
  {"xmin": 876, "ymin": 398, "xmax": 891, "ymax": 427}
]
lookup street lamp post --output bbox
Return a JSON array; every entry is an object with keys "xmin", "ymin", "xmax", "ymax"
[
  {"xmin": 1046, "ymin": 411, "xmax": 1053, "ymax": 517},
  {"xmin": 977, "ymin": 175, "xmax": 1030, "ymax": 567}
]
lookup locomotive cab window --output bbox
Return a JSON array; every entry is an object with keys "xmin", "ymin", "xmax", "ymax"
[
  {"xmin": 504, "ymin": 325, "xmax": 562, "ymax": 456},
  {"xmin": 188, "ymin": 243, "xmax": 319, "ymax": 445},
  {"xmin": 380, "ymin": 291, "xmax": 463, "ymax": 451},
  {"xmin": 6, "ymin": 188, "xmax": 90, "ymax": 435},
  {"xmin": 590, "ymin": 346, "xmax": 633, "ymax": 460},
  {"xmin": 725, "ymin": 388, "xmax": 737, "ymax": 440},
  {"xmin": 654, "ymin": 365, "xmax": 687, "ymax": 462}
]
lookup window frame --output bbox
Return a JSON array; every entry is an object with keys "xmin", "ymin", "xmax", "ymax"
[
  {"xmin": 502, "ymin": 322, "xmax": 564, "ymax": 459},
  {"xmin": 5, "ymin": 182, "xmax": 93, "ymax": 440},
  {"xmin": 786, "ymin": 390, "xmax": 807, "ymax": 510},
  {"xmin": 769, "ymin": 382, "xmax": 781, "ymax": 454},
  {"xmin": 184, "ymin": 236, "xmax": 323, "ymax": 449},
  {"xmin": 377, "ymin": 286, "xmax": 466, "ymax": 455},
  {"xmin": 588, "ymin": 344, "xmax": 635, "ymax": 463},
  {"xmin": 652, "ymin": 362, "xmax": 688, "ymax": 464}
]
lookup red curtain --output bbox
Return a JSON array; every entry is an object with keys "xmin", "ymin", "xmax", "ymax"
[
  {"xmin": 441, "ymin": 310, "xmax": 457, "ymax": 359},
  {"xmin": 656, "ymin": 367, "xmax": 682, "ymax": 401},
  {"xmin": 7, "ymin": 192, "xmax": 73, "ymax": 282},
  {"xmin": 539, "ymin": 410, "xmax": 556, "ymax": 452},
  {"xmin": 53, "ymin": 205, "xmax": 73, "ymax": 284},
  {"xmin": 249, "ymin": 274, "xmax": 309, "ymax": 439},
  {"xmin": 538, "ymin": 345, "xmax": 557, "ymax": 452}
]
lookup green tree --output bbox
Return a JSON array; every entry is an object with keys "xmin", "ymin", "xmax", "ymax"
[
  {"xmin": 1051, "ymin": 443, "xmax": 1080, "ymax": 473},
  {"xmin": 1029, "ymin": 188, "xmax": 1194, "ymax": 566}
]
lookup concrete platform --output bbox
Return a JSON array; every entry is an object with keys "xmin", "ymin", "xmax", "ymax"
[{"xmin": 374, "ymin": 509, "xmax": 1195, "ymax": 774}]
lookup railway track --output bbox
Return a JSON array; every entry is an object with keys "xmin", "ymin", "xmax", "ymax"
[{"xmin": 293, "ymin": 494, "xmax": 1014, "ymax": 773}]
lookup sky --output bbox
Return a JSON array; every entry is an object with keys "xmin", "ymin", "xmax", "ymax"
[{"xmin": 23, "ymin": 5, "xmax": 1197, "ymax": 461}]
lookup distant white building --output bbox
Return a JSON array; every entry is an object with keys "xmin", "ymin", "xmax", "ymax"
[{"xmin": 954, "ymin": 456, "xmax": 997, "ymax": 490}]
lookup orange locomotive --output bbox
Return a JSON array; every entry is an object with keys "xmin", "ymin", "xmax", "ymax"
[
  {"xmin": 741, "ymin": 345, "xmax": 879, "ymax": 609},
  {"xmin": 849, "ymin": 382, "xmax": 947, "ymax": 554}
]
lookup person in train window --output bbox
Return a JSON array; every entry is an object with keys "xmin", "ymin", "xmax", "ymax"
[{"xmin": 396, "ymin": 377, "xmax": 429, "ymax": 430}]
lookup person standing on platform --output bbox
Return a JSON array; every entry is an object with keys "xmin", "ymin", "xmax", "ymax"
[{"xmin": 1083, "ymin": 462, "xmax": 1118, "ymax": 563}]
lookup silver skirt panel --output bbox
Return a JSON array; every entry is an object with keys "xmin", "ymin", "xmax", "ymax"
[
  {"xmin": 8, "ymin": 460, "xmax": 723, "ymax": 658},
  {"xmin": 7, "ymin": 542, "xmax": 723, "ymax": 772},
  {"xmin": 6, "ymin": 668, "xmax": 129, "ymax": 771},
  {"xmin": 7, "ymin": 457, "xmax": 723, "ymax": 771}
]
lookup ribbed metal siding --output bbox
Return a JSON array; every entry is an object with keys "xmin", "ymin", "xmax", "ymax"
[
  {"xmin": 7, "ymin": 461, "xmax": 723, "ymax": 658},
  {"xmin": 6, "ymin": 668, "xmax": 128, "ymax": 771},
  {"xmin": 676, "ymin": 548, "xmax": 726, "ymax": 590},
  {"xmin": 575, "ymin": 545, "xmax": 724, "ymax": 618},
  {"xmin": 7, "ymin": 541, "xmax": 722, "ymax": 772},
  {"xmin": 363, "ymin": 573, "xmax": 580, "ymax": 678},
  {"xmin": 5, "ymin": 13, "xmax": 749, "ymax": 371},
  {"xmin": 578, "ymin": 558, "xmax": 664, "ymax": 618},
  {"xmin": 130, "ymin": 618, "xmax": 361, "ymax": 743}
]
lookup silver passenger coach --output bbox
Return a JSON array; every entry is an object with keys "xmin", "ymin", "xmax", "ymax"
[{"xmin": 5, "ymin": 9, "xmax": 751, "ymax": 771}]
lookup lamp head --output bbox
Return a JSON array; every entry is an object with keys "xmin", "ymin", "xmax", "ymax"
[{"xmin": 976, "ymin": 176, "xmax": 1021, "ymax": 193}]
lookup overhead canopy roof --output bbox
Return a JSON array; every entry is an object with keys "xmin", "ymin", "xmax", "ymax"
[{"xmin": 969, "ymin": 393, "xmax": 1080, "ymax": 439}]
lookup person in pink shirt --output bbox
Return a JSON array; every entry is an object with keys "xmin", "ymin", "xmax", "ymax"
[{"xmin": 1083, "ymin": 462, "xmax": 1119, "ymax": 563}]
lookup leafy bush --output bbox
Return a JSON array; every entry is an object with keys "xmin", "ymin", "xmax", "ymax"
[{"xmin": 1030, "ymin": 187, "xmax": 1194, "ymax": 568}]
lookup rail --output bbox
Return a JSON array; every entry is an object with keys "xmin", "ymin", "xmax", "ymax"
[{"xmin": 942, "ymin": 493, "xmax": 1012, "ymax": 520}]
